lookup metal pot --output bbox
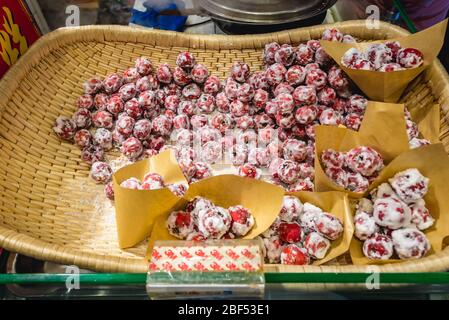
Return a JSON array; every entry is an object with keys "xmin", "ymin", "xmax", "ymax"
[{"xmin": 196, "ymin": 0, "xmax": 337, "ymax": 34}]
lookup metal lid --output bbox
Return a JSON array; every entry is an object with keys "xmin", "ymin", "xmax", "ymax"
[{"xmin": 196, "ymin": 0, "xmax": 337, "ymax": 24}]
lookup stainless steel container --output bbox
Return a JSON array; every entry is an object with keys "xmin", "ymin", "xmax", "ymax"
[{"xmin": 196, "ymin": 0, "xmax": 337, "ymax": 34}]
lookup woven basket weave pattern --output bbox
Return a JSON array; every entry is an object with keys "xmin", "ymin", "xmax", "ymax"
[{"xmin": 0, "ymin": 22, "xmax": 448, "ymax": 273}]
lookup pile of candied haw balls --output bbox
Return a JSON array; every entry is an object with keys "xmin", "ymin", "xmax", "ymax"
[
  {"xmin": 52, "ymin": 27, "xmax": 426, "ymax": 201},
  {"xmin": 341, "ymin": 42, "xmax": 424, "ymax": 72},
  {"xmin": 167, "ymin": 197, "xmax": 255, "ymax": 240},
  {"xmin": 355, "ymin": 168, "xmax": 432, "ymax": 260},
  {"xmin": 321, "ymin": 146, "xmax": 385, "ymax": 193},
  {"xmin": 260, "ymin": 195, "xmax": 343, "ymax": 265}
]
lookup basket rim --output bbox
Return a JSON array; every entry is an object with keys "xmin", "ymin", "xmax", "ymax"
[{"xmin": 1, "ymin": 20, "xmax": 449, "ymax": 274}]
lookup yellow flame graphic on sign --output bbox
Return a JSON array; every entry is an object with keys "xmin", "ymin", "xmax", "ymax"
[{"xmin": 0, "ymin": 6, "xmax": 28, "ymax": 66}]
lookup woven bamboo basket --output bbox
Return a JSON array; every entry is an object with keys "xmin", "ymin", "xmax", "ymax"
[{"xmin": 0, "ymin": 21, "xmax": 448, "ymax": 275}]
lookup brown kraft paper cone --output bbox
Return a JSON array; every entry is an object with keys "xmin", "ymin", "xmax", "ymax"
[
  {"xmin": 315, "ymin": 101, "xmax": 410, "ymax": 198},
  {"xmin": 350, "ymin": 143, "xmax": 449, "ymax": 265},
  {"xmin": 285, "ymin": 191, "xmax": 354, "ymax": 266},
  {"xmin": 320, "ymin": 20, "xmax": 448, "ymax": 102},
  {"xmin": 146, "ymin": 174, "xmax": 285, "ymax": 257},
  {"xmin": 113, "ymin": 150, "xmax": 188, "ymax": 248}
]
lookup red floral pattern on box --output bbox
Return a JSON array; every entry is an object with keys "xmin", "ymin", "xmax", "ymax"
[{"xmin": 149, "ymin": 244, "xmax": 262, "ymax": 272}]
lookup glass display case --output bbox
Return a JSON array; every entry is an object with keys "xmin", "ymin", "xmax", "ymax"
[{"xmin": 1, "ymin": 251, "xmax": 449, "ymax": 300}]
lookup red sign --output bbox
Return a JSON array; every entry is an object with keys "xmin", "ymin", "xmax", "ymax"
[{"xmin": 0, "ymin": 0, "xmax": 40, "ymax": 79}]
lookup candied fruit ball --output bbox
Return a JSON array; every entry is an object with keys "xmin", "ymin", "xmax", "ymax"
[
  {"xmin": 120, "ymin": 177, "xmax": 141, "ymax": 190},
  {"xmin": 363, "ymin": 233, "xmax": 394, "ymax": 260},
  {"xmin": 104, "ymin": 182, "xmax": 114, "ymax": 200},
  {"xmin": 230, "ymin": 61, "xmax": 250, "ymax": 83},
  {"xmin": 365, "ymin": 43, "xmax": 393, "ymax": 70},
  {"xmin": 305, "ymin": 69, "xmax": 328, "ymax": 91},
  {"xmin": 388, "ymin": 168, "xmax": 429, "ymax": 204},
  {"xmin": 397, "ymin": 48, "xmax": 424, "ymax": 69},
  {"xmin": 322, "ymin": 28, "xmax": 343, "ymax": 42},
  {"xmin": 263, "ymin": 42, "xmax": 281, "ymax": 64},
  {"xmin": 133, "ymin": 119, "xmax": 152, "ymax": 141},
  {"xmin": 167, "ymin": 211, "xmax": 194, "ymax": 239},
  {"xmin": 237, "ymin": 83, "xmax": 254, "ymax": 103},
  {"xmin": 279, "ymin": 196, "xmax": 303, "ymax": 222},
  {"xmin": 173, "ymin": 66, "xmax": 192, "ymax": 86},
  {"xmin": 315, "ymin": 213, "xmax": 343, "ymax": 240},
  {"xmin": 391, "ymin": 228, "xmax": 430, "ymax": 260},
  {"xmin": 106, "ymin": 94, "xmax": 124, "ymax": 116},
  {"xmin": 304, "ymin": 232, "xmax": 331, "ymax": 259},
  {"xmin": 281, "ymin": 245, "xmax": 310, "ymax": 265},
  {"xmin": 274, "ymin": 44, "xmax": 296, "ymax": 67},
  {"xmin": 197, "ymin": 207, "xmax": 231, "ymax": 239},
  {"xmin": 197, "ymin": 93, "xmax": 216, "ymax": 114},
  {"xmin": 91, "ymin": 161, "xmax": 112, "ymax": 184},
  {"xmin": 77, "ymin": 94, "xmax": 94, "ymax": 110},
  {"xmin": 237, "ymin": 163, "xmax": 261, "ymax": 179},
  {"xmin": 230, "ymin": 100, "xmax": 250, "ymax": 117},
  {"xmin": 285, "ymin": 65, "xmax": 306, "ymax": 86},
  {"xmin": 295, "ymin": 105, "xmax": 318, "ymax": 125},
  {"xmin": 229, "ymin": 205, "xmax": 255, "ymax": 237},
  {"xmin": 295, "ymin": 44, "xmax": 314, "ymax": 66},
  {"xmin": 156, "ymin": 63, "xmax": 173, "ymax": 84},
  {"xmin": 263, "ymin": 236, "xmax": 283, "ymax": 263},
  {"xmin": 277, "ymin": 159, "xmax": 301, "ymax": 184},
  {"xmin": 410, "ymin": 199, "xmax": 435, "ymax": 230},
  {"xmin": 135, "ymin": 56, "xmax": 152, "ymax": 75},
  {"xmin": 103, "ymin": 73, "xmax": 123, "ymax": 94},
  {"xmin": 176, "ymin": 51, "xmax": 196, "ymax": 69},
  {"xmin": 53, "ymin": 116, "xmax": 77, "ymax": 140},
  {"xmin": 152, "ymin": 115, "xmax": 173, "ymax": 136},
  {"xmin": 283, "ymin": 139, "xmax": 307, "ymax": 162},
  {"xmin": 72, "ymin": 108, "xmax": 92, "ymax": 129},
  {"xmin": 354, "ymin": 212, "xmax": 379, "ymax": 241},
  {"xmin": 74, "ymin": 129, "xmax": 92, "ymax": 148},
  {"xmin": 116, "ymin": 115, "xmax": 135, "ymax": 137},
  {"xmin": 93, "ymin": 128, "xmax": 113, "ymax": 151},
  {"xmin": 266, "ymin": 63, "xmax": 287, "ymax": 86},
  {"xmin": 373, "ymin": 197, "xmax": 412, "ymax": 229},
  {"xmin": 182, "ymin": 83, "xmax": 202, "ymax": 100},
  {"xmin": 346, "ymin": 146, "xmax": 384, "ymax": 177},
  {"xmin": 121, "ymin": 137, "xmax": 143, "ymax": 159},
  {"xmin": 317, "ymin": 87, "xmax": 337, "ymax": 106},
  {"xmin": 141, "ymin": 172, "xmax": 165, "ymax": 190},
  {"xmin": 81, "ymin": 145, "xmax": 104, "ymax": 164},
  {"xmin": 83, "ymin": 77, "xmax": 103, "ymax": 95},
  {"xmin": 319, "ymin": 108, "xmax": 343, "ymax": 126},
  {"xmin": 191, "ymin": 64, "xmax": 210, "ymax": 84},
  {"xmin": 293, "ymin": 85, "xmax": 317, "ymax": 106}
]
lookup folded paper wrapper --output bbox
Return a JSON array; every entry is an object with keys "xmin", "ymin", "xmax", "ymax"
[
  {"xmin": 408, "ymin": 103, "xmax": 440, "ymax": 144},
  {"xmin": 146, "ymin": 175, "xmax": 285, "ymax": 258},
  {"xmin": 113, "ymin": 150, "xmax": 188, "ymax": 248},
  {"xmin": 320, "ymin": 19, "xmax": 448, "ymax": 102},
  {"xmin": 350, "ymin": 143, "xmax": 449, "ymax": 265},
  {"xmin": 286, "ymin": 191, "xmax": 354, "ymax": 266},
  {"xmin": 314, "ymin": 101, "xmax": 410, "ymax": 198}
]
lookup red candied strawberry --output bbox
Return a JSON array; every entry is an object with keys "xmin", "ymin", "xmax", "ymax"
[
  {"xmin": 278, "ymin": 222, "xmax": 303, "ymax": 243},
  {"xmin": 238, "ymin": 163, "xmax": 260, "ymax": 179},
  {"xmin": 281, "ymin": 245, "xmax": 310, "ymax": 265},
  {"xmin": 229, "ymin": 206, "xmax": 250, "ymax": 224},
  {"xmin": 175, "ymin": 211, "xmax": 191, "ymax": 228}
]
